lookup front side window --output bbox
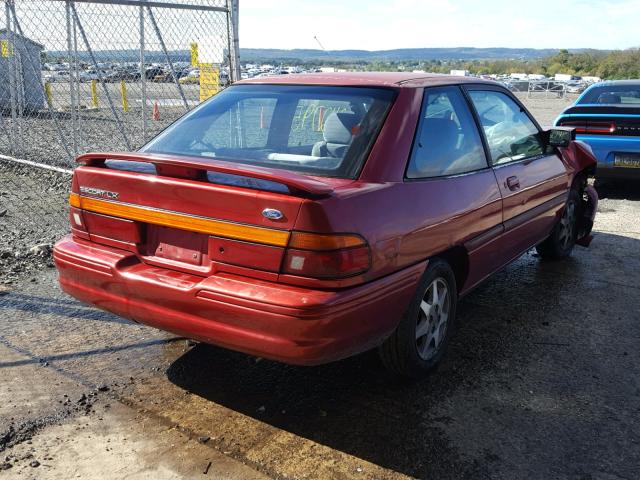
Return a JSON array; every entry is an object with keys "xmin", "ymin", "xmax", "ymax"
[
  {"xmin": 406, "ymin": 86, "xmax": 487, "ymax": 178},
  {"xmin": 142, "ymin": 85, "xmax": 396, "ymax": 178},
  {"xmin": 468, "ymin": 90, "xmax": 544, "ymax": 165}
]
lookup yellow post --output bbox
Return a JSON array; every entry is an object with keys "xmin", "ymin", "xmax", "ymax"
[
  {"xmin": 90, "ymin": 80, "xmax": 99, "ymax": 108},
  {"xmin": 44, "ymin": 82, "xmax": 53, "ymax": 106},
  {"xmin": 120, "ymin": 80, "xmax": 129, "ymax": 112},
  {"xmin": 199, "ymin": 64, "xmax": 219, "ymax": 102},
  {"xmin": 1, "ymin": 40, "xmax": 12, "ymax": 58},
  {"xmin": 190, "ymin": 42, "xmax": 199, "ymax": 67}
]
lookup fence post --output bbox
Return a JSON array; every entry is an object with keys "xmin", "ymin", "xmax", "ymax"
[
  {"xmin": 65, "ymin": 0, "xmax": 78, "ymax": 156},
  {"xmin": 139, "ymin": 5, "xmax": 146, "ymax": 143},
  {"xmin": 230, "ymin": 0, "xmax": 240, "ymax": 83},
  {"xmin": 5, "ymin": 0, "xmax": 17, "ymax": 155}
]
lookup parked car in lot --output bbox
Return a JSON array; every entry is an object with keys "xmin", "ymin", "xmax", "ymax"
[
  {"xmin": 178, "ymin": 69, "xmax": 200, "ymax": 84},
  {"xmin": 145, "ymin": 66, "xmax": 164, "ymax": 81},
  {"xmin": 44, "ymin": 70, "xmax": 70, "ymax": 83},
  {"xmin": 104, "ymin": 68, "xmax": 141, "ymax": 82},
  {"xmin": 54, "ymin": 73, "xmax": 598, "ymax": 378},
  {"xmin": 153, "ymin": 69, "xmax": 188, "ymax": 83},
  {"xmin": 565, "ymin": 81, "xmax": 587, "ymax": 94},
  {"xmin": 556, "ymin": 80, "xmax": 640, "ymax": 181},
  {"xmin": 78, "ymin": 69, "xmax": 108, "ymax": 82}
]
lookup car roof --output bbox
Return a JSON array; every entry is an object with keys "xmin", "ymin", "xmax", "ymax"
[
  {"xmin": 238, "ymin": 72, "xmax": 499, "ymax": 88},
  {"xmin": 587, "ymin": 79, "xmax": 640, "ymax": 87}
]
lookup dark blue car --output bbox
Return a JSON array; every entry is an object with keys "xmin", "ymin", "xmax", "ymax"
[{"xmin": 555, "ymin": 80, "xmax": 640, "ymax": 181}]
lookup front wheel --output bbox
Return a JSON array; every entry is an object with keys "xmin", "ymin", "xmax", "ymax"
[
  {"xmin": 536, "ymin": 189, "xmax": 580, "ymax": 259},
  {"xmin": 378, "ymin": 259, "xmax": 457, "ymax": 378}
]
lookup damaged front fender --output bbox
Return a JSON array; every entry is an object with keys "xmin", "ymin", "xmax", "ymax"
[
  {"xmin": 557, "ymin": 140, "xmax": 598, "ymax": 247},
  {"xmin": 559, "ymin": 140, "xmax": 598, "ymax": 179}
]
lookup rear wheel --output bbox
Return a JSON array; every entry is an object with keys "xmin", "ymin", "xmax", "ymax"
[
  {"xmin": 536, "ymin": 188, "xmax": 580, "ymax": 259},
  {"xmin": 378, "ymin": 259, "xmax": 457, "ymax": 378}
]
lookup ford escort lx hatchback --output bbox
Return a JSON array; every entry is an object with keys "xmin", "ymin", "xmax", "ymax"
[{"xmin": 54, "ymin": 73, "xmax": 598, "ymax": 378}]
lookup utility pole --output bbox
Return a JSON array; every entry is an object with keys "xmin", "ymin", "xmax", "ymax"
[{"xmin": 313, "ymin": 35, "xmax": 325, "ymax": 51}]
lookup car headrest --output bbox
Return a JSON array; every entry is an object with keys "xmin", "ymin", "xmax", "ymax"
[
  {"xmin": 323, "ymin": 112, "xmax": 359, "ymax": 145},
  {"xmin": 597, "ymin": 92, "xmax": 622, "ymax": 104}
]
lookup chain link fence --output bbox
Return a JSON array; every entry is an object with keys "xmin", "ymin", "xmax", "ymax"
[{"xmin": 0, "ymin": 0, "xmax": 239, "ymax": 281}]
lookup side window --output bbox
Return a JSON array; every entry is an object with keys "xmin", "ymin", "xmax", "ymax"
[
  {"xmin": 202, "ymin": 98, "xmax": 276, "ymax": 150},
  {"xmin": 407, "ymin": 87, "xmax": 487, "ymax": 178},
  {"xmin": 468, "ymin": 90, "xmax": 544, "ymax": 165}
]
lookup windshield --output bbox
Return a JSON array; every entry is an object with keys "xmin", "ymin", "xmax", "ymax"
[
  {"xmin": 142, "ymin": 84, "xmax": 396, "ymax": 178},
  {"xmin": 578, "ymin": 84, "xmax": 640, "ymax": 105}
]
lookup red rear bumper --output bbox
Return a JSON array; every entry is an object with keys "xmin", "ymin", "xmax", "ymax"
[{"xmin": 54, "ymin": 235, "xmax": 423, "ymax": 365}]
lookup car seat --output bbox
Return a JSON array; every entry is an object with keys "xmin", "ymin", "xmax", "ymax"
[
  {"xmin": 312, "ymin": 112, "xmax": 359, "ymax": 158},
  {"xmin": 597, "ymin": 92, "xmax": 622, "ymax": 104}
]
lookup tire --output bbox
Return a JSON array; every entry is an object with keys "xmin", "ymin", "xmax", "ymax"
[
  {"xmin": 378, "ymin": 258, "xmax": 458, "ymax": 379},
  {"xmin": 536, "ymin": 188, "xmax": 581, "ymax": 259}
]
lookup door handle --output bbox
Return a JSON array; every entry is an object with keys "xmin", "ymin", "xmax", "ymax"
[{"xmin": 505, "ymin": 176, "xmax": 520, "ymax": 191}]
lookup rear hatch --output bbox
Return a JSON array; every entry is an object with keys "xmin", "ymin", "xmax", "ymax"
[{"xmin": 69, "ymin": 152, "xmax": 334, "ymax": 281}]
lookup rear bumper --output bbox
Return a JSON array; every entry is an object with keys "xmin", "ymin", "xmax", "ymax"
[
  {"xmin": 596, "ymin": 165, "xmax": 640, "ymax": 180},
  {"xmin": 576, "ymin": 134, "xmax": 640, "ymax": 180},
  {"xmin": 54, "ymin": 235, "xmax": 423, "ymax": 365}
]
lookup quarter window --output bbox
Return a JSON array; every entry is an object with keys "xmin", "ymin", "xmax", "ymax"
[
  {"xmin": 406, "ymin": 87, "xmax": 487, "ymax": 178},
  {"xmin": 468, "ymin": 90, "xmax": 544, "ymax": 165}
]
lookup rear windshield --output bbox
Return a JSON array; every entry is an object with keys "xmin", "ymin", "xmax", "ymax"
[
  {"xmin": 142, "ymin": 84, "xmax": 396, "ymax": 178},
  {"xmin": 578, "ymin": 84, "xmax": 640, "ymax": 105}
]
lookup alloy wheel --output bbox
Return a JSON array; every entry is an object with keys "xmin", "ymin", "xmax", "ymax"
[
  {"xmin": 558, "ymin": 200, "xmax": 577, "ymax": 250},
  {"xmin": 415, "ymin": 277, "xmax": 450, "ymax": 360}
]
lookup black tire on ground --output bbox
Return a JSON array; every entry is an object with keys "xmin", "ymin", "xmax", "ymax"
[
  {"xmin": 378, "ymin": 258, "xmax": 458, "ymax": 379},
  {"xmin": 536, "ymin": 188, "xmax": 581, "ymax": 260}
]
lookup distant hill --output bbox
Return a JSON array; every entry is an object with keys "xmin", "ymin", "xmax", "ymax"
[
  {"xmin": 45, "ymin": 47, "xmax": 605, "ymax": 65},
  {"xmin": 238, "ymin": 47, "xmax": 592, "ymax": 63}
]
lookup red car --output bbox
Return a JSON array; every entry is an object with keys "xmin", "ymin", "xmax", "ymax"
[{"xmin": 54, "ymin": 73, "xmax": 598, "ymax": 378}]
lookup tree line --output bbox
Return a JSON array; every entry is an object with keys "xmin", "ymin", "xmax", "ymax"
[{"xmin": 363, "ymin": 49, "xmax": 640, "ymax": 79}]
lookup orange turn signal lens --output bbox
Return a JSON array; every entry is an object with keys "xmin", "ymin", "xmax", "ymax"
[
  {"xmin": 69, "ymin": 194, "xmax": 290, "ymax": 247},
  {"xmin": 288, "ymin": 231, "xmax": 366, "ymax": 251},
  {"xmin": 69, "ymin": 192, "xmax": 81, "ymax": 208}
]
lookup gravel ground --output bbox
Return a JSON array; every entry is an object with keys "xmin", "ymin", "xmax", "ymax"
[
  {"xmin": 0, "ymin": 187, "xmax": 638, "ymax": 479},
  {"xmin": 0, "ymin": 161, "xmax": 70, "ymax": 285},
  {"xmin": 1, "ymin": 94, "xmax": 639, "ymax": 479}
]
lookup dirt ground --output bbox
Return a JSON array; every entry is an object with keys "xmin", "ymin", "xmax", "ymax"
[{"xmin": 1, "ymin": 96, "xmax": 639, "ymax": 480}]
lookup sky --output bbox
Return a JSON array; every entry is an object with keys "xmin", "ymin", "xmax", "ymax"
[{"xmin": 239, "ymin": 0, "xmax": 640, "ymax": 51}]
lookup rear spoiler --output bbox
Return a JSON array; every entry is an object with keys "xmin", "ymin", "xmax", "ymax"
[{"xmin": 76, "ymin": 152, "xmax": 334, "ymax": 197}]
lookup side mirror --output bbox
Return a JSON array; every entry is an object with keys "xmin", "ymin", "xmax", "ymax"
[{"xmin": 545, "ymin": 127, "xmax": 576, "ymax": 148}]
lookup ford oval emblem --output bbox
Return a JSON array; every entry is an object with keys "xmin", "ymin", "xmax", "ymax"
[{"xmin": 262, "ymin": 208, "xmax": 283, "ymax": 220}]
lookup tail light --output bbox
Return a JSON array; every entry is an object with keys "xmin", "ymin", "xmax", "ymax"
[
  {"xmin": 282, "ymin": 232, "xmax": 371, "ymax": 279},
  {"xmin": 558, "ymin": 120, "xmax": 616, "ymax": 134},
  {"xmin": 69, "ymin": 194, "xmax": 90, "ymax": 240}
]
